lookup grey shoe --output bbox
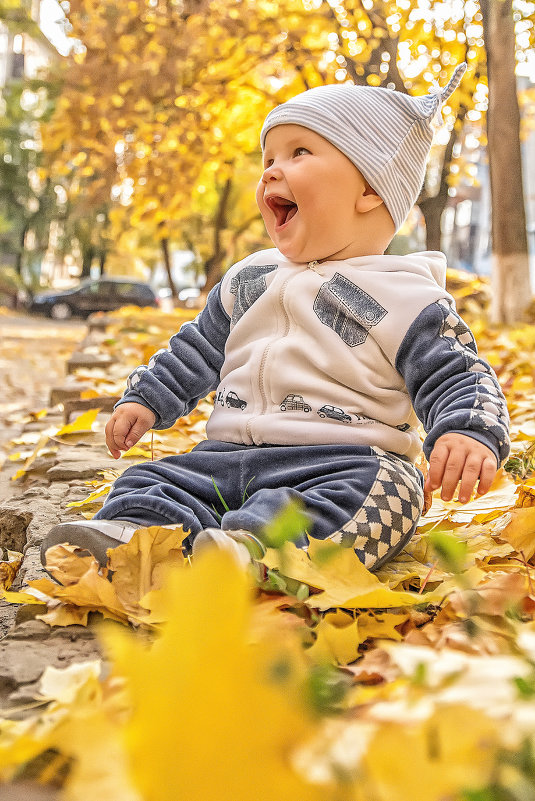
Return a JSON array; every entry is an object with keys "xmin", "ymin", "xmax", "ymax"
[
  {"xmin": 192, "ymin": 528, "xmax": 265, "ymax": 567},
  {"xmin": 40, "ymin": 519, "xmax": 139, "ymax": 569}
]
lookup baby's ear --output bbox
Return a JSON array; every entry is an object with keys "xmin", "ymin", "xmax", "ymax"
[{"xmin": 355, "ymin": 182, "xmax": 385, "ymax": 213}]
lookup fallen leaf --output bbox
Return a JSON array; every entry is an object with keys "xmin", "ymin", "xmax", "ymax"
[
  {"xmin": 0, "ymin": 556, "xmax": 22, "ymax": 591},
  {"xmin": 66, "ymin": 486, "xmax": 112, "ymax": 508},
  {"xmin": 54, "ymin": 408, "xmax": 101, "ymax": 436},
  {"xmin": 362, "ymin": 705, "xmax": 498, "ymax": 801},
  {"xmin": 498, "ymin": 507, "xmax": 535, "ymax": 560},
  {"xmin": 263, "ymin": 539, "xmax": 434, "ymax": 610}
]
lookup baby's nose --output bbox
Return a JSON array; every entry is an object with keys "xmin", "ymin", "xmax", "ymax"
[{"xmin": 262, "ymin": 163, "xmax": 282, "ymax": 182}]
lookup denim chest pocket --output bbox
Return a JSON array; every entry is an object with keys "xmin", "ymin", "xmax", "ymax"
[
  {"xmin": 313, "ymin": 273, "xmax": 387, "ymax": 347},
  {"xmin": 230, "ymin": 264, "xmax": 278, "ymax": 326}
]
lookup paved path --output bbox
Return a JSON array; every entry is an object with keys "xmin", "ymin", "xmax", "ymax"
[
  {"xmin": 0, "ymin": 313, "xmax": 131, "ymax": 716},
  {"xmin": 0, "ymin": 314, "xmax": 86, "ymax": 500}
]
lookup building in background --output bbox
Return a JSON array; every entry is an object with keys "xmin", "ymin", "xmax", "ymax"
[{"xmin": 0, "ymin": 0, "xmax": 58, "ymax": 88}]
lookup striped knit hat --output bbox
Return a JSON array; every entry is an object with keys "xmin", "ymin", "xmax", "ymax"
[{"xmin": 260, "ymin": 63, "xmax": 467, "ymax": 231}]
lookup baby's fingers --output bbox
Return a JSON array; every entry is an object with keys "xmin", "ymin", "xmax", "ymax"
[
  {"xmin": 106, "ymin": 416, "xmax": 134, "ymax": 458},
  {"xmin": 476, "ymin": 456, "xmax": 497, "ymax": 497},
  {"xmin": 458, "ymin": 455, "xmax": 484, "ymax": 503},
  {"xmin": 425, "ymin": 441, "xmax": 449, "ymax": 491}
]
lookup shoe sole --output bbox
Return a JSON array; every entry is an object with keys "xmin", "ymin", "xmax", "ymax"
[
  {"xmin": 40, "ymin": 522, "xmax": 129, "ymax": 569},
  {"xmin": 192, "ymin": 529, "xmax": 265, "ymax": 560}
]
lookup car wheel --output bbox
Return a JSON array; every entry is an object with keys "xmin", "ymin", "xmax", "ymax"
[
  {"xmin": 280, "ymin": 405, "xmax": 286, "ymax": 411},
  {"xmin": 318, "ymin": 413, "xmax": 326, "ymax": 418},
  {"xmin": 304, "ymin": 406, "xmax": 311, "ymax": 412},
  {"xmin": 50, "ymin": 302, "xmax": 72, "ymax": 320},
  {"xmin": 240, "ymin": 403, "xmax": 246, "ymax": 410}
]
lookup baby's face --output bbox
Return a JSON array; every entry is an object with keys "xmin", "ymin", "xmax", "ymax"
[{"xmin": 256, "ymin": 124, "xmax": 368, "ymax": 263}]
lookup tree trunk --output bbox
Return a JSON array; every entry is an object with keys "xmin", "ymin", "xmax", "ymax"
[
  {"xmin": 419, "ymin": 196, "xmax": 445, "ymax": 252},
  {"xmin": 417, "ymin": 104, "xmax": 468, "ymax": 253},
  {"xmin": 160, "ymin": 236, "xmax": 179, "ymax": 300},
  {"xmin": 99, "ymin": 251, "xmax": 106, "ymax": 275},
  {"xmin": 203, "ymin": 176, "xmax": 232, "ymax": 294},
  {"xmin": 81, "ymin": 246, "xmax": 94, "ymax": 278},
  {"xmin": 15, "ymin": 224, "xmax": 28, "ymax": 275},
  {"xmin": 480, "ymin": 0, "xmax": 532, "ymax": 324}
]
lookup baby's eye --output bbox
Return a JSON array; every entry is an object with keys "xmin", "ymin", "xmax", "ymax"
[
  {"xmin": 294, "ymin": 147, "xmax": 310, "ymax": 157},
  {"xmin": 263, "ymin": 158, "xmax": 274, "ymax": 169}
]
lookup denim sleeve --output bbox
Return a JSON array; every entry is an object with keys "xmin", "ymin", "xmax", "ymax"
[
  {"xmin": 395, "ymin": 299, "xmax": 510, "ymax": 466},
  {"xmin": 116, "ymin": 284, "xmax": 230, "ymax": 430}
]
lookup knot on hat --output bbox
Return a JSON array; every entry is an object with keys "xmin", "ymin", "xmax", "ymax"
[{"xmin": 430, "ymin": 62, "xmax": 467, "ymax": 125}]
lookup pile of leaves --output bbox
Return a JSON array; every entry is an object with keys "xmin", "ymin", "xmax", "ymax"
[{"xmin": 3, "ymin": 273, "xmax": 535, "ymax": 799}]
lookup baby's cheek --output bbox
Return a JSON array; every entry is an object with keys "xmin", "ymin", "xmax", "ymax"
[{"xmin": 255, "ymin": 182, "xmax": 266, "ymax": 214}]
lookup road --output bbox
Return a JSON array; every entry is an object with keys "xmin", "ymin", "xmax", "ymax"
[{"xmin": 0, "ymin": 312, "xmax": 86, "ymax": 498}]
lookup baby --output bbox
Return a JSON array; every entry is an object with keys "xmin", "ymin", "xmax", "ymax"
[{"xmin": 42, "ymin": 62, "xmax": 510, "ymax": 571}]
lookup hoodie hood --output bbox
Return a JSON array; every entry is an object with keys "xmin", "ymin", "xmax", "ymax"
[{"xmin": 272, "ymin": 249, "xmax": 448, "ymax": 287}]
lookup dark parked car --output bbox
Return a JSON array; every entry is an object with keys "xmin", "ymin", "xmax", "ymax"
[
  {"xmin": 30, "ymin": 278, "xmax": 158, "ymax": 320},
  {"xmin": 317, "ymin": 404, "xmax": 352, "ymax": 423}
]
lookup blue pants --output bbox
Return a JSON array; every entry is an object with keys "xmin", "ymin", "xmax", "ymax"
[{"xmin": 94, "ymin": 440, "xmax": 424, "ymax": 571}]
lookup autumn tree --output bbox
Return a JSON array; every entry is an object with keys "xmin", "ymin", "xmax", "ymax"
[
  {"xmin": 41, "ymin": 0, "xmax": 535, "ymax": 305},
  {"xmin": 480, "ymin": 0, "xmax": 532, "ymax": 324},
  {"xmin": 40, "ymin": 0, "xmax": 328, "ymax": 292},
  {"xmin": 0, "ymin": 0, "xmax": 59, "ymax": 282}
]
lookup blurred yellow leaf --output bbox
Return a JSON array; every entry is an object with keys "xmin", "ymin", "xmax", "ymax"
[
  {"xmin": 362, "ymin": 705, "xmax": 498, "ymax": 801},
  {"xmin": 55, "ymin": 408, "xmax": 101, "ymax": 436},
  {"xmin": 104, "ymin": 551, "xmax": 336, "ymax": 801}
]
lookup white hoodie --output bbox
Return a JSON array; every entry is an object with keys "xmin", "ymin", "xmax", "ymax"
[
  {"xmin": 205, "ymin": 248, "xmax": 451, "ymax": 460},
  {"xmin": 122, "ymin": 248, "xmax": 510, "ymax": 466}
]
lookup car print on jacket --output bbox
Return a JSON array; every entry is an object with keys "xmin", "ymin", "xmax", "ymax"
[
  {"xmin": 317, "ymin": 404, "xmax": 352, "ymax": 422},
  {"xmin": 226, "ymin": 391, "xmax": 247, "ymax": 410},
  {"xmin": 279, "ymin": 394, "xmax": 312, "ymax": 412}
]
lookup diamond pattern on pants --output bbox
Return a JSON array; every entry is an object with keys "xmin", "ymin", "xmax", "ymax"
[{"xmin": 328, "ymin": 450, "xmax": 424, "ymax": 571}]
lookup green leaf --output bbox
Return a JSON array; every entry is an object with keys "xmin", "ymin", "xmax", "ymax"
[
  {"xmin": 428, "ymin": 530, "xmax": 468, "ymax": 574},
  {"xmin": 211, "ymin": 475, "xmax": 230, "ymax": 513},
  {"xmin": 262, "ymin": 499, "xmax": 310, "ymax": 548}
]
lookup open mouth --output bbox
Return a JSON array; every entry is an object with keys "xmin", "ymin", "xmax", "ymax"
[{"xmin": 265, "ymin": 196, "xmax": 298, "ymax": 228}]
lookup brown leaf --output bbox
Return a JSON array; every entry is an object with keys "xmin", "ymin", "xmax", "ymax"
[{"xmin": 344, "ymin": 647, "xmax": 399, "ymax": 684}]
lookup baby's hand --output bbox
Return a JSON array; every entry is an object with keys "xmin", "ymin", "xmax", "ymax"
[
  {"xmin": 105, "ymin": 402, "xmax": 156, "ymax": 459},
  {"xmin": 425, "ymin": 433, "xmax": 497, "ymax": 504}
]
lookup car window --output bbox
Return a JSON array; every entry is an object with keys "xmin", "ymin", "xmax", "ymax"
[
  {"xmin": 77, "ymin": 282, "xmax": 102, "ymax": 296},
  {"xmin": 114, "ymin": 283, "xmax": 137, "ymax": 296}
]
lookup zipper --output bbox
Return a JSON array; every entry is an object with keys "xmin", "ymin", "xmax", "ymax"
[{"xmin": 246, "ymin": 276, "xmax": 292, "ymax": 441}]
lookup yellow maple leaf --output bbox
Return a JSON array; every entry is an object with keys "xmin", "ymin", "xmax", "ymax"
[
  {"xmin": 308, "ymin": 614, "xmax": 362, "ymax": 666},
  {"xmin": 31, "ymin": 528, "xmax": 188, "ymax": 628},
  {"xmin": 263, "ymin": 539, "xmax": 428, "ymax": 610}
]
